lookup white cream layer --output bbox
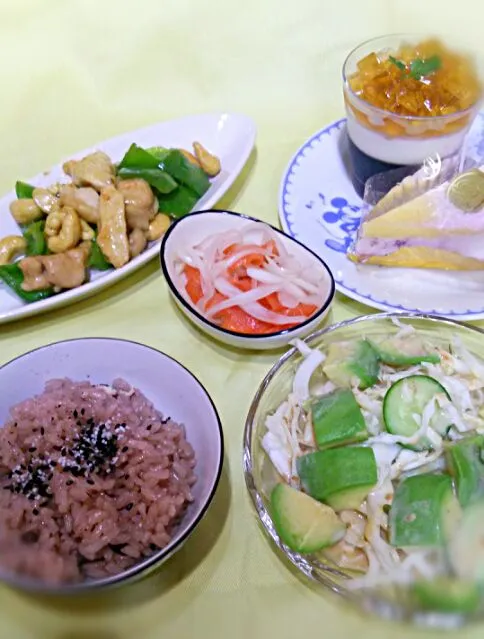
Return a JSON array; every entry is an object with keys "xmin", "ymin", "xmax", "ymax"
[{"xmin": 346, "ymin": 110, "xmax": 470, "ymax": 165}]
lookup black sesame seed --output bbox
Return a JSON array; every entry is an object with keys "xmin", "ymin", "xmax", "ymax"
[
  {"xmin": 147, "ymin": 424, "xmax": 152, "ymax": 431},
  {"xmin": 73, "ymin": 410, "xmax": 78, "ymax": 418},
  {"xmin": 28, "ymin": 447, "xmax": 36, "ymax": 453},
  {"xmin": 40, "ymin": 427, "xmax": 45, "ymax": 436},
  {"xmin": 53, "ymin": 445, "xmax": 61, "ymax": 452},
  {"xmin": 125, "ymin": 503, "xmax": 133, "ymax": 511},
  {"xmin": 122, "ymin": 446, "xmax": 128, "ymax": 453},
  {"xmin": 66, "ymin": 480, "xmax": 74, "ymax": 486},
  {"xmin": 80, "ymin": 408, "xmax": 85, "ymax": 416},
  {"xmin": 150, "ymin": 543, "xmax": 158, "ymax": 551},
  {"xmin": 86, "ymin": 479, "xmax": 94, "ymax": 486},
  {"xmin": 21, "ymin": 530, "xmax": 39, "ymax": 544},
  {"xmin": 32, "ymin": 428, "xmax": 38, "ymax": 433},
  {"xmin": 33, "ymin": 508, "xmax": 39, "ymax": 516}
]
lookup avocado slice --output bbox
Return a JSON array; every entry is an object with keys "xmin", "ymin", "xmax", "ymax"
[
  {"xmin": 370, "ymin": 336, "xmax": 440, "ymax": 366},
  {"xmin": 323, "ymin": 339, "xmax": 380, "ymax": 390},
  {"xmin": 311, "ymin": 389, "xmax": 368, "ymax": 450},
  {"xmin": 449, "ymin": 500, "xmax": 484, "ymax": 585},
  {"xmin": 412, "ymin": 578, "xmax": 480, "ymax": 613},
  {"xmin": 296, "ymin": 447, "xmax": 377, "ymax": 511},
  {"xmin": 270, "ymin": 483, "xmax": 346, "ymax": 553},
  {"xmin": 390, "ymin": 473, "xmax": 461, "ymax": 548},
  {"xmin": 445, "ymin": 435, "xmax": 484, "ymax": 507}
]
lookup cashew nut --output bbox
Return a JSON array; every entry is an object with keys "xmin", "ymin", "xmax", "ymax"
[
  {"xmin": 9, "ymin": 199, "xmax": 43, "ymax": 224},
  {"xmin": 45, "ymin": 209, "xmax": 65, "ymax": 237},
  {"xmin": 147, "ymin": 214, "xmax": 170, "ymax": 241},
  {"xmin": 46, "ymin": 207, "xmax": 82, "ymax": 253},
  {"xmin": 0, "ymin": 235, "xmax": 27, "ymax": 265},
  {"xmin": 128, "ymin": 228, "xmax": 148, "ymax": 258},
  {"xmin": 179, "ymin": 148, "xmax": 201, "ymax": 167},
  {"xmin": 193, "ymin": 142, "xmax": 221, "ymax": 177},
  {"xmin": 32, "ymin": 187, "xmax": 60, "ymax": 214},
  {"xmin": 80, "ymin": 218, "xmax": 95, "ymax": 241}
]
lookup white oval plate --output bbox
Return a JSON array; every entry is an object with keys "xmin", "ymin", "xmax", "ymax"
[
  {"xmin": 279, "ymin": 113, "xmax": 484, "ymax": 321},
  {"xmin": 0, "ymin": 112, "xmax": 256, "ymax": 325}
]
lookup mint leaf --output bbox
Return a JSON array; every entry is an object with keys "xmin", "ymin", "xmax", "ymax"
[
  {"xmin": 389, "ymin": 55, "xmax": 406, "ymax": 71},
  {"xmin": 409, "ymin": 55, "xmax": 441, "ymax": 80}
]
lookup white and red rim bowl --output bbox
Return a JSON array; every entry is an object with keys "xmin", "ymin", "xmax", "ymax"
[
  {"xmin": 0, "ymin": 338, "xmax": 224, "ymax": 594},
  {"xmin": 160, "ymin": 210, "xmax": 336, "ymax": 351}
]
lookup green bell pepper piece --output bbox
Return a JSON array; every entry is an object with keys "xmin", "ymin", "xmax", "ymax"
[
  {"xmin": 159, "ymin": 149, "xmax": 210, "ymax": 197},
  {"xmin": 146, "ymin": 146, "xmax": 169, "ymax": 162},
  {"xmin": 88, "ymin": 238, "xmax": 112, "ymax": 271},
  {"xmin": 15, "ymin": 181, "xmax": 35, "ymax": 199},
  {"xmin": 117, "ymin": 167, "xmax": 177, "ymax": 194},
  {"xmin": 117, "ymin": 143, "xmax": 178, "ymax": 193},
  {"xmin": 0, "ymin": 263, "xmax": 53, "ymax": 303},
  {"xmin": 23, "ymin": 220, "xmax": 48, "ymax": 256},
  {"xmin": 157, "ymin": 184, "xmax": 200, "ymax": 219}
]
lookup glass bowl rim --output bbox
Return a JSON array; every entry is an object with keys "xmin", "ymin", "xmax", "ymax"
[
  {"xmin": 242, "ymin": 311, "xmax": 484, "ymax": 627},
  {"xmin": 342, "ymin": 32, "xmax": 483, "ymax": 124}
]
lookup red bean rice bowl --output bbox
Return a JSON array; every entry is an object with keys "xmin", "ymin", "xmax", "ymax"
[{"xmin": 0, "ymin": 378, "xmax": 197, "ymax": 585}]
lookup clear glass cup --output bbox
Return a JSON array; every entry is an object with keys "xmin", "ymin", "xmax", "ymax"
[{"xmin": 341, "ymin": 35, "xmax": 483, "ymax": 196}]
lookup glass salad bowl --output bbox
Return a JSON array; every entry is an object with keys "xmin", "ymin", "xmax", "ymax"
[{"xmin": 243, "ymin": 312, "xmax": 484, "ymax": 627}]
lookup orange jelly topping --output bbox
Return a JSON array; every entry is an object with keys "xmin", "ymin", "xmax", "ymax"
[{"xmin": 348, "ymin": 39, "xmax": 481, "ymax": 118}]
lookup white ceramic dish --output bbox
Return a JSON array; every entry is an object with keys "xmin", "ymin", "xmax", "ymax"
[
  {"xmin": 160, "ymin": 210, "xmax": 335, "ymax": 350},
  {"xmin": 278, "ymin": 113, "xmax": 484, "ymax": 321},
  {"xmin": 0, "ymin": 112, "xmax": 256, "ymax": 326},
  {"xmin": 0, "ymin": 338, "xmax": 224, "ymax": 593}
]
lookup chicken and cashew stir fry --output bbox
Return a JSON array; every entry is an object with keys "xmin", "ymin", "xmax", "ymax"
[{"xmin": 0, "ymin": 141, "xmax": 221, "ymax": 302}]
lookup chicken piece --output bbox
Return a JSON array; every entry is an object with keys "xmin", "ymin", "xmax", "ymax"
[
  {"xmin": 19, "ymin": 245, "xmax": 89, "ymax": 292},
  {"xmin": 128, "ymin": 228, "xmax": 148, "ymax": 258},
  {"xmin": 59, "ymin": 184, "xmax": 100, "ymax": 224},
  {"xmin": 63, "ymin": 151, "xmax": 115, "ymax": 191},
  {"xmin": 97, "ymin": 185, "xmax": 130, "ymax": 268},
  {"xmin": 116, "ymin": 179, "xmax": 156, "ymax": 231}
]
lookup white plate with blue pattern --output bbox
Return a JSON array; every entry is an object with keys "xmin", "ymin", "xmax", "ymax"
[{"xmin": 279, "ymin": 114, "xmax": 484, "ymax": 321}]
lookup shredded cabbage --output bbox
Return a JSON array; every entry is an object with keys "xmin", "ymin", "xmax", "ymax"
[{"xmin": 262, "ymin": 322, "xmax": 484, "ymax": 591}]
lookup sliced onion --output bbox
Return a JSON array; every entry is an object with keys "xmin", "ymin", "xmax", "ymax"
[
  {"xmin": 175, "ymin": 221, "xmax": 324, "ymax": 327},
  {"xmin": 206, "ymin": 279, "xmax": 281, "ymax": 317},
  {"xmin": 278, "ymin": 290, "xmax": 300, "ymax": 309},
  {"xmin": 212, "ymin": 278, "xmax": 308, "ymax": 325}
]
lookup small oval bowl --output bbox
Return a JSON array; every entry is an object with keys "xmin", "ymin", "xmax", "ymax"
[
  {"xmin": 159, "ymin": 210, "xmax": 336, "ymax": 350},
  {"xmin": 0, "ymin": 338, "xmax": 224, "ymax": 594}
]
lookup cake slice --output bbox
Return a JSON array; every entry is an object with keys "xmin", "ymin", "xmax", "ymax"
[{"xmin": 348, "ymin": 165, "xmax": 484, "ymax": 270}]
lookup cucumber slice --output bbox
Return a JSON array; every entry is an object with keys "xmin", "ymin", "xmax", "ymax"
[
  {"xmin": 323, "ymin": 339, "xmax": 380, "ymax": 390},
  {"xmin": 311, "ymin": 389, "xmax": 368, "ymax": 450},
  {"xmin": 383, "ymin": 375, "xmax": 451, "ymax": 450},
  {"xmin": 270, "ymin": 483, "xmax": 346, "ymax": 553},
  {"xmin": 296, "ymin": 447, "xmax": 377, "ymax": 511},
  {"xmin": 390, "ymin": 473, "xmax": 461, "ymax": 548},
  {"xmin": 412, "ymin": 578, "xmax": 480, "ymax": 613},
  {"xmin": 446, "ymin": 435, "xmax": 484, "ymax": 507},
  {"xmin": 449, "ymin": 500, "xmax": 484, "ymax": 585},
  {"xmin": 370, "ymin": 336, "xmax": 440, "ymax": 366}
]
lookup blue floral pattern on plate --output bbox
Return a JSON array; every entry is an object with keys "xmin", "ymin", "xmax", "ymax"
[{"xmin": 278, "ymin": 114, "xmax": 484, "ymax": 320}]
